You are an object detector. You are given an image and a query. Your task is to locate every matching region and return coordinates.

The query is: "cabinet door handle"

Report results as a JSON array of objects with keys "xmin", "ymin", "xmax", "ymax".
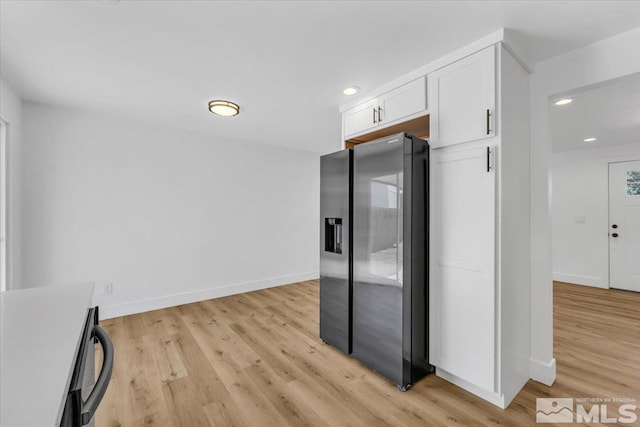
[
  {"xmin": 486, "ymin": 147, "xmax": 492, "ymax": 172},
  {"xmin": 373, "ymin": 108, "xmax": 377, "ymax": 124},
  {"xmin": 378, "ymin": 106, "xmax": 382, "ymax": 122},
  {"xmin": 486, "ymin": 109, "xmax": 492, "ymax": 135}
]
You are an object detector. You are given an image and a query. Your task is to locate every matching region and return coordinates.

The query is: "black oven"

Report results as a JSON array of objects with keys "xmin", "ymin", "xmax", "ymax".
[{"xmin": 60, "ymin": 307, "xmax": 114, "ymax": 427}]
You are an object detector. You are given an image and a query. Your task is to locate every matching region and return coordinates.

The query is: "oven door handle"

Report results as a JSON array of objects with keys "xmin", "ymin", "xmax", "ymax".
[{"xmin": 81, "ymin": 325, "xmax": 114, "ymax": 425}]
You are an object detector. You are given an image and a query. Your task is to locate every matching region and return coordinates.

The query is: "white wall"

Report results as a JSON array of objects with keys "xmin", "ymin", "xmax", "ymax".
[
  {"xmin": 552, "ymin": 143, "xmax": 640, "ymax": 288},
  {"xmin": 530, "ymin": 26, "xmax": 640, "ymax": 386},
  {"xmin": 22, "ymin": 102, "xmax": 320, "ymax": 318},
  {"xmin": 0, "ymin": 78, "xmax": 22, "ymax": 290}
]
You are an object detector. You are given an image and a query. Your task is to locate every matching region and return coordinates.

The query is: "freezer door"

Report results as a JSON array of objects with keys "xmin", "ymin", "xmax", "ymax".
[
  {"xmin": 320, "ymin": 149, "xmax": 352, "ymax": 354},
  {"xmin": 352, "ymin": 135, "xmax": 405, "ymax": 385}
]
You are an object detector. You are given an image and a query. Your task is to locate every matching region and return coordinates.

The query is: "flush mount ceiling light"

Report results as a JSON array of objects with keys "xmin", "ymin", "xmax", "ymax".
[
  {"xmin": 555, "ymin": 98, "xmax": 573, "ymax": 106},
  {"xmin": 584, "ymin": 137, "xmax": 597, "ymax": 142},
  {"xmin": 208, "ymin": 100, "xmax": 240, "ymax": 117},
  {"xmin": 343, "ymin": 86, "xmax": 360, "ymax": 96}
]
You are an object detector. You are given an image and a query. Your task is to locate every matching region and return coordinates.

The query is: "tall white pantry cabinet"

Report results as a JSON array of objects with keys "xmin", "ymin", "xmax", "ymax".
[{"xmin": 339, "ymin": 36, "xmax": 531, "ymax": 408}]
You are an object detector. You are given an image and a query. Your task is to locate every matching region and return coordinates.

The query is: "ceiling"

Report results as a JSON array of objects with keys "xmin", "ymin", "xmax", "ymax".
[
  {"xmin": 550, "ymin": 72, "xmax": 640, "ymax": 153},
  {"xmin": 2, "ymin": 1, "xmax": 640, "ymax": 154}
]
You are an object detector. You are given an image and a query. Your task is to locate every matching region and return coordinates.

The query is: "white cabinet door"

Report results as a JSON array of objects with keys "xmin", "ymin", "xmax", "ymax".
[
  {"xmin": 431, "ymin": 145, "xmax": 496, "ymax": 392},
  {"xmin": 379, "ymin": 77, "xmax": 427, "ymax": 125},
  {"xmin": 344, "ymin": 98, "xmax": 379, "ymax": 138},
  {"xmin": 430, "ymin": 46, "xmax": 495, "ymax": 148},
  {"xmin": 344, "ymin": 77, "xmax": 427, "ymax": 139}
]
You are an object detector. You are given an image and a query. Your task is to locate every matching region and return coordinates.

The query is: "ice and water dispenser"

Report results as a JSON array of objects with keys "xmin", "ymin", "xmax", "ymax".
[{"xmin": 324, "ymin": 218, "xmax": 343, "ymax": 254}]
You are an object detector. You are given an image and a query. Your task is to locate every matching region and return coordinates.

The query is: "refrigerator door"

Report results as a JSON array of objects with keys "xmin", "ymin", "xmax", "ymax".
[
  {"xmin": 403, "ymin": 136, "xmax": 432, "ymax": 385},
  {"xmin": 320, "ymin": 149, "xmax": 352, "ymax": 354},
  {"xmin": 352, "ymin": 134, "xmax": 405, "ymax": 385}
]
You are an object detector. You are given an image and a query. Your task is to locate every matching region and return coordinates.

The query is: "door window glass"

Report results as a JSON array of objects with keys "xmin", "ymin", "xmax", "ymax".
[{"xmin": 627, "ymin": 170, "xmax": 640, "ymax": 196}]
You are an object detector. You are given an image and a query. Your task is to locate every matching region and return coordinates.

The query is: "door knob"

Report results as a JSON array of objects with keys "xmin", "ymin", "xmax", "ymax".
[
  {"xmin": 612, "ymin": 224, "xmax": 618, "ymax": 229},
  {"xmin": 612, "ymin": 233, "xmax": 619, "ymax": 238}
]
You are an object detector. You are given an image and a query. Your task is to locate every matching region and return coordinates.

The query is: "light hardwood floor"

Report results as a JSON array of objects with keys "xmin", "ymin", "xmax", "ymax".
[{"xmin": 96, "ymin": 281, "xmax": 640, "ymax": 426}]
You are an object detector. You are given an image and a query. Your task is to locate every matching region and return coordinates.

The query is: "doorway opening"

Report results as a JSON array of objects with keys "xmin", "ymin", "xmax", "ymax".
[
  {"xmin": 547, "ymin": 72, "xmax": 640, "ymax": 417},
  {"xmin": 549, "ymin": 71, "xmax": 640, "ymax": 291}
]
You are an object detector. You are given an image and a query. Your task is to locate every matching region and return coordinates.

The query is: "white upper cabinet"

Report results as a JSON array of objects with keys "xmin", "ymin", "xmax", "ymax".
[
  {"xmin": 343, "ymin": 77, "xmax": 427, "ymax": 138},
  {"xmin": 378, "ymin": 77, "xmax": 426, "ymax": 124},
  {"xmin": 429, "ymin": 46, "xmax": 496, "ymax": 148},
  {"xmin": 343, "ymin": 98, "xmax": 379, "ymax": 137}
]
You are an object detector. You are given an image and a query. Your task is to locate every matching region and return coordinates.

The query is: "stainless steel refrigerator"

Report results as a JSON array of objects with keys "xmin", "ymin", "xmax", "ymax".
[{"xmin": 320, "ymin": 133, "xmax": 433, "ymax": 390}]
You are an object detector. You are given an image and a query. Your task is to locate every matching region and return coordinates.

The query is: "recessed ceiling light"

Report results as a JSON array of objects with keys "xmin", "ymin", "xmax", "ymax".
[
  {"xmin": 583, "ymin": 137, "xmax": 597, "ymax": 142},
  {"xmin": 208, "ymin": 100, "xmax": 240, "ymax": 117},
  {"xmin": 343, "ymin": 86, "xmax": 360, "ymax": 96},
  {"xmin": 555, "ymin": 98, "xmax": 573, "ymax": 106}
]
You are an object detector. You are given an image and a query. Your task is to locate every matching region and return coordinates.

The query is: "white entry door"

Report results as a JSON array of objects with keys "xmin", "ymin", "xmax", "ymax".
[{"xmin": 609, "ymin": 160, "xmax": 640, "ymax": 292}]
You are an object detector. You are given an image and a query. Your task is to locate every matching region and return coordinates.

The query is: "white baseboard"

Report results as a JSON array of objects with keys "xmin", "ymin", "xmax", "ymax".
[
  {"xmin": 436, "ymin": 368, "xmax": 506, "ymax": 409},
  {"xmin": 553, "ymin": 272, "xmax": 607, "ymax": 289},
  {"xmin": 529, "ymin": 357, "xmax": 556, "ymax": 386},
  {"xmin": 98, "ymin": 271, "xmax": 319, "ymax": 320}
]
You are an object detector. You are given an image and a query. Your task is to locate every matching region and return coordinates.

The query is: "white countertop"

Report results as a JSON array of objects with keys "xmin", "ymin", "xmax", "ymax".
[{"xmin": 0, "ymin": 283, "xmax": 94, "ymax": 427}]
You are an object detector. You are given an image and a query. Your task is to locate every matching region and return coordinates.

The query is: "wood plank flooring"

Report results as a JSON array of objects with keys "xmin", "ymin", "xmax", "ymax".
[{"xmin": 96, "ymin": 281, "xmax": 640, "ymax": 426}]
